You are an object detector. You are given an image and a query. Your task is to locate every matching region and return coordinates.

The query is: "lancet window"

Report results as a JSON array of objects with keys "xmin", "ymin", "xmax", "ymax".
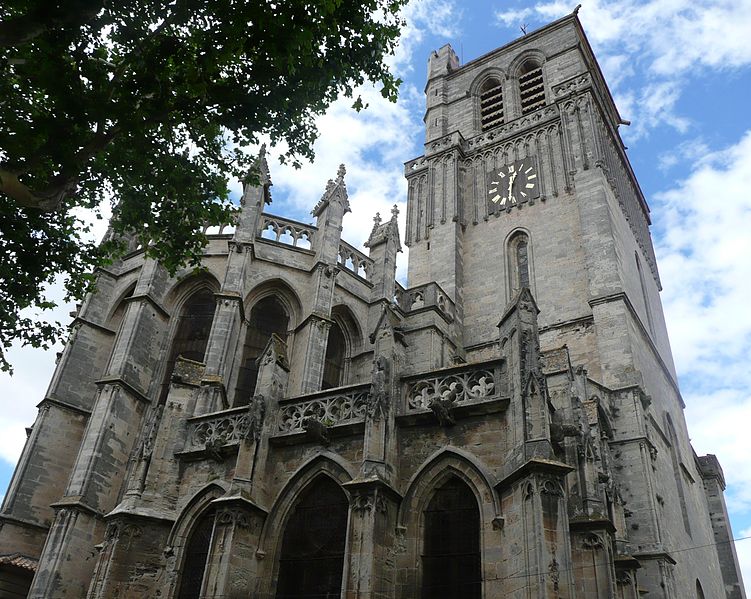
[
  {"xmin": 177, "ymin": 509, "xmax": 215, "ymax": 599},
  {"xmin": 275, "ymin": 476, "xmax": 348, "ymax": 599},
  {"xmin": 479, "ymin": 77, "xmax": 504, "ymax": 131},
  {"xmin": 508, "ymin": 231, "xmax": 531, "ymax": 294},
  {"xmin": 519, "ymin": 60, "xmax": 545, "ymax": 114},
  {"xmin": 421, "ymin": 477, "xmax": 481, "ymax": 599},
  {"xmin": 666, "ymin": 414, "xmax": 692, "ymax": 536},
  {"xmin": 160, "ymin": 287, "xmax": 216, "ymax": 402},
  {"xmin": 322, "ymin": 322, "xmax": 346, "ymax": 390},
  {"xmin": 235, "ymin": 296, "xmax": 289, "ymax": 405}
]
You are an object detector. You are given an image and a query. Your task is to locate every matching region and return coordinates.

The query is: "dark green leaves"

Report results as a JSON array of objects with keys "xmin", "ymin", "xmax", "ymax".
[{"xmin": 0, "ymin": 0, "xmax": 408, "ymax": 372}]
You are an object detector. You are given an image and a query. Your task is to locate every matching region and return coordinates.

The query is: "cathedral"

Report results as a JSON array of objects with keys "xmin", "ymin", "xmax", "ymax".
[{"xmin": 0, "ymin": 11, "xmax": 746, "ymax": 599}]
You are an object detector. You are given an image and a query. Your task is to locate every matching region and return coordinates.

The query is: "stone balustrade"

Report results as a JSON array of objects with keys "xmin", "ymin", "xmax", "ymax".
[
  {"xmin": 186, "ymin": 406, "xmax": 251, "ymax": 451},
  {"xmin": 337, "ymin": 241, "xmax": 372, "ymax": 280},
  {"xmin": 277, "ymin": 384, "xmax": 370, "ymax": 433},
  {"xmin": 403, "ymin": 361, "xmax": 504, "ymax": 412},
  {"xmin": 258, "ymin": 213, "xmax": 316, "ymax": 249},
  {"xmin": 396, "ymin": 281, "xmax": 455, "ymax": 321}
]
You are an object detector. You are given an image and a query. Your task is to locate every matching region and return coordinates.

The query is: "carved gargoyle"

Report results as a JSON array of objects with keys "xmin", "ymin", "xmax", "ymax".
[
  {"xmin": 302, "ymin": 417, "xmax": 330, "ymax": 445},
  {"xmin": 429, "ymin": 388, "xmax": 457, "ymax": 426},
  {"xmin": 550, "ymin": 410, "xmax": 582, "ymax": 445}
]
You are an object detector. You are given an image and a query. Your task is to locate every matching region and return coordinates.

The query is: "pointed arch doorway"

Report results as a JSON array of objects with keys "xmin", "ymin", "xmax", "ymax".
[{"xmin": 275, "ymin": 476, "xmax": 349, "ymax": 599}]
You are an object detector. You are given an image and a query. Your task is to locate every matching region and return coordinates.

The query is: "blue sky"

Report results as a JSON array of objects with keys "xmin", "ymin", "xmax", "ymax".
[{"xmin": 2, "ymin": 0, "xmax": 751, "ymax": 587}]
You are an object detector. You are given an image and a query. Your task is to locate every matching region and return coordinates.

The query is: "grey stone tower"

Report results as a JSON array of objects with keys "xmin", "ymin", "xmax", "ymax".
[{"xmin": 0, "ymin": 10, "xmax": 745, "ymax": 599}]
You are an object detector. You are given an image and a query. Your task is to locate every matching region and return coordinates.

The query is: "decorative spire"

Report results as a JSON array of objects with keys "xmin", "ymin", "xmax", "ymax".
[
  {"xmin": 241, "ymin": 144, "xmax": 272, "ymax": 206},
  {"xmin": 311, "ymin": 164, "xmax": 350, "ymax": 217},
  {"xmin": 365, "ymin": 205, "xmax": 401, "ymax": 250}
]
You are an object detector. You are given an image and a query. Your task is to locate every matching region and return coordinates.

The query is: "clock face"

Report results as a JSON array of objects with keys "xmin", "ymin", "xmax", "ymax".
[{"xmin": 486, "ymin": 158, "xmax": 540, "ymax": 213}]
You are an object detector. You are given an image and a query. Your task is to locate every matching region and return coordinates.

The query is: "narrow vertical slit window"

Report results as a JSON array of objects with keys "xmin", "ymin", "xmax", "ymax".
[
  {"xmin": 636, "ymin": 252, "xmax": 655, "ymax": 336},
  {"xmin": 519, "ymin": 61, "xmax": 545, "ymax": 114},
  {"xmin": 479, "ymin": 78, "xmax": 504, "ymax": 131},
  {"xmin": 667, "ymin": 415, "xmax": 692, "ymax": 536},
  {"xmin": 509, "ymin": 232, "xmax": 531, "ymax": 294},
  {"xmin": 517, "ymin": 238, "xmax": 530, "ymax": 289}
]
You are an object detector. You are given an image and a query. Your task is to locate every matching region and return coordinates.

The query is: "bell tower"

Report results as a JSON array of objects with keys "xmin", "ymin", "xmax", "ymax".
[{"xmin": 403, "ymin": 10, "xmax": 746, "ymax": 599}]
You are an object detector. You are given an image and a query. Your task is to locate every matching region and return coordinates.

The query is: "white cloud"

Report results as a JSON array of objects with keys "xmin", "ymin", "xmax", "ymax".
[
  {"xmin": 653, "ymin": 131, "xmax": 751, "ymax": 575},
  {"xmin": 737, "ymin": 527, "xmax": 751, "ymax": 596},
  {"xmin": 0, "ymin": 282, "xmax": 72, "ymax": 465},
  {"xmin": 0, "ymin": 0, "xmax": 459, "ymax": 473},
  {"xmin": 494, "ymin": 0, "xmax": 751, "ymax": 137}
]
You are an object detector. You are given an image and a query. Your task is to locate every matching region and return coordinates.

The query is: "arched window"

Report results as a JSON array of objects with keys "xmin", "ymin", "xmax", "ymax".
[
  {"xmin": 160, "ymin": 287, "xmax": 216, "ymax": 401},
  {"xmin": 177, "ymin": 508, "xmax": 216, "ymax": 599},
  {"xmin": 322, "ymin": 322, "xmax": 346, "ymax": 390},
  {"xmin": 479, "ymin": 77, "xmax": 504, "ymax": 131},
  {"xmin": 519, "ymin": 60, "xmax": 545, "ymax": 114},
  {"xmin": 696, "ymin": 580, "xmax": 706, "ymax": 599},
  {"xmin": 275, "ymin": 476, "xmax": 348, "ymax": 599},
  {"xmin": 235, "ymin": 296, "xmax": 289, "ymax": 405},
  {"xmin": 635, "ymin": 252, "xmax": 655, "ymax": 335},
  {"xmin": 422, "ymin": 477, "xmax": 481, "ymax": 599},
  {"xmin": 107, "ymin": 284, "xmax": 136, "ymax": 333},
  {"xmin": 508, "ymin": 231, "xmax": 531, "ymax": 294},
  {"xmin": 666, "ymin": 414, "xmax": 692, "ymax": 536}
]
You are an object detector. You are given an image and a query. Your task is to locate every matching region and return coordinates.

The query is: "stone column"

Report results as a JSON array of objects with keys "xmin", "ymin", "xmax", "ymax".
[
  {"xmin": 200, "ymin": 502, "xmax": 266, "ymax": 599},
  {"xmin": 194, "ymin": 148, "xmax": 272, "ymax": 414},
  {"xmin": 498, "ymin": 287, "xmax": 554, "ymax": 464},
  {"xmin": 232, "ymin": 334, "xmax": 289, "ymax": 505},
  {"xmin": 27, "ymin": 260, "xmax": 172, "ymax": 598},
  {"xmin": 496, "ymin": 463, "xmax": 575, "ymax": 599},
  {"xmin": 342, "ymin": 480, "xmax": 401, "ymax": 599},
  {"xmin": 293, "ymin": 165, "xmax": 350, "ymax": 395},
  {"xmin": 0, "ymin": 268, "xmax": 125, "ymax": 564}
]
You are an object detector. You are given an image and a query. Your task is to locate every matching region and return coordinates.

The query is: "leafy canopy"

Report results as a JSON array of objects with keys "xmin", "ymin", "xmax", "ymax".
[{"xmin": 0, "ymin": 0, "xmax": 407, "ymax": 372}]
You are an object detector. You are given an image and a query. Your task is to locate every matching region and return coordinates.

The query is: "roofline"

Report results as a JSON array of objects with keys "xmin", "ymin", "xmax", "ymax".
[{"xmin": 450, "ymin": 10, "xmax": 581, "ymax": 74}]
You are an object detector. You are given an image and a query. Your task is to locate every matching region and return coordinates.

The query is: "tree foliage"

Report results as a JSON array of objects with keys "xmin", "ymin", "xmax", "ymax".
[{"xmin": 0, "ymin": 0, "xmax": 407, "ymax": 372}]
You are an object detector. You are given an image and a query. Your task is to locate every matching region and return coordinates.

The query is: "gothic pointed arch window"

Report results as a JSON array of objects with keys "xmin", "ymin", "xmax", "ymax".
[
  {"xmin": 508, "ymin": 231, "xmax": 531, "ymax": 294},
  {"xmin": 666, "ymin": 414, "xmax": 692, "ymax": 536},
  {"xmin": 696, "ymin": 580, "xmax": 706, "ymax": 599},
  {"xmin": 479, "ymin": 77, "xmax": 504, "ymax": 131},
  {"xmin": 518, "ymin": 59, "xmax": 545, "ymax": 114},
  {"xmin": 275, "ymin": 476, "xmax": 349, "ymax": 599},
  {"xmin": 322, "ymin": 321, "xmax": 346, "ymax": 390},
  {"xmin": 235, "ymin": 295, "xmax": 289, "ymax": 405},
  {"xmin": 177, "ymin": 508, "xmax": 216, "ymax": 599},
  {"xmin": 160, "ymin": 287, "xmax": 216, "ymax": 401},
  {"xmin": 422, "ymin": 476, "xmax": 481, "ymax": 599}
]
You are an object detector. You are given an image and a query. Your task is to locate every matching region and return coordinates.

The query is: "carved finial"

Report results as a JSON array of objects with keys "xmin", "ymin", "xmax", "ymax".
[
  {"xmin": 336, "ymin": 164, "xmax": 346, "ymax": 182},
  {"xmin": 391, "ymin": 204, "xmax": 399, "ymax": 220},
  {"xmin": 373, "ymin": 212, "xmax": 382, "ymax": 226},
  {"xmin": 259, "ymin": 143, "xmax": 267, "ymax": 157},
  {"xmin": 573, "ymin": 3, "xmax": 582, "ymax": 14}
]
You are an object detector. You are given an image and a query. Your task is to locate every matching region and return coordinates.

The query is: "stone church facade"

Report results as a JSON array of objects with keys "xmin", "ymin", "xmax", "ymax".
[{"xmin": 0, "ymin": 11, "xmax": 746, "ymax": 599}]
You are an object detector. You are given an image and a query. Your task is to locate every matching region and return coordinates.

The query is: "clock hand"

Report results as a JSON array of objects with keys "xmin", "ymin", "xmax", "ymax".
[{"xmin": 507, "ymin": 172, "xmax": 517, "ymax": 200}]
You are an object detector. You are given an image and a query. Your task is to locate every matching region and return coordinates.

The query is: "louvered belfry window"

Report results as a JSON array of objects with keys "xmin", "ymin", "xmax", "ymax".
[
  {"xmin": 519, "ymin": 61, "xmax": 545, "ymax": 114},
  {"xmin": 479, "ymin": 78, "xmax": 504, "ymax": 131}
]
